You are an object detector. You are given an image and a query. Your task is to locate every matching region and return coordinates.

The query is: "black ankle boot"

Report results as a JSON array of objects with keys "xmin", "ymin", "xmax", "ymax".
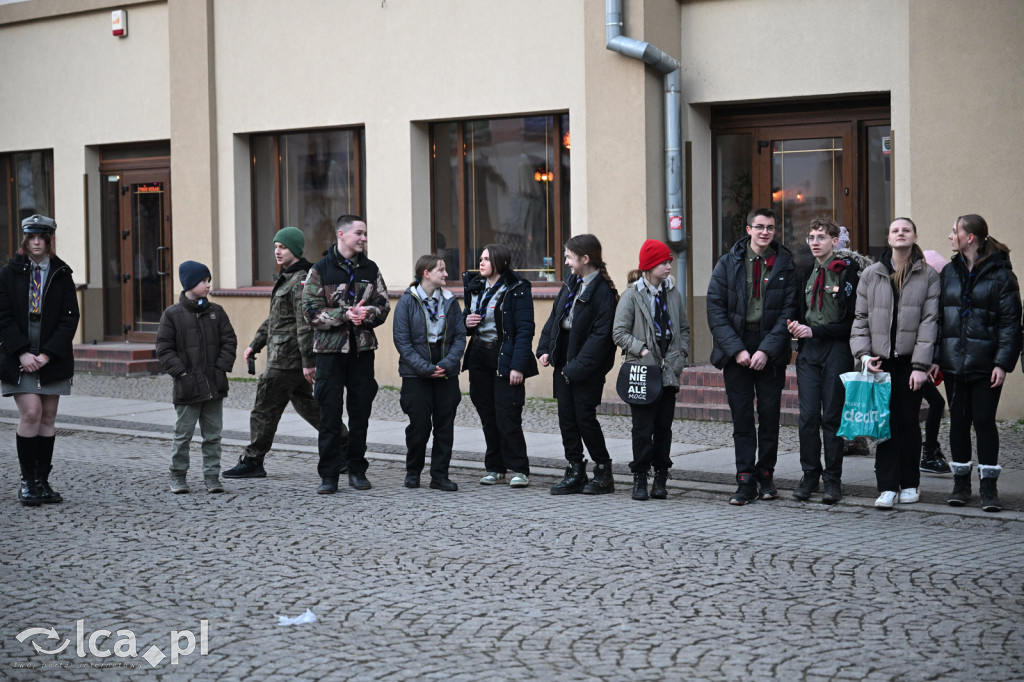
[
  {"xmin": 16, "ymin": 434, "xmax": 42, "ymax": 506},
  {"xmin": 650, "ymin": 469, "xmax": 668, "ymax": 499},
  {"xmin": 550, "ymin": 461, "xmax": 588, "ymax": 495},
  {"xmin": 582, "ymin": 462, "xmax": 614, "ymax": 495},
  {"xmin": 34, "ymin": 435, "xmax": 62, "ymax": 503},
  {"xmin": 631, "ymin": 472, "xmax": 649, "ymax": 501}
]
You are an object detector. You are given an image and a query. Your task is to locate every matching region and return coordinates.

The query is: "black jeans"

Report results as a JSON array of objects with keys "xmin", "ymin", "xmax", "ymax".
[
  {"xmin": 629, "ymin": 387, "xmax": 677, "ymax": 473},
  {"xmin": 552, "ymin": 369, "xmax": 610, "ymax": 464},
  {"xmin": 875, "ymin": 358, "xmax": 922, "ymax": 492},
  {"xmin": 723, "ymin": 331, "xmax": 786, "ymax": 476},
  {"xmin": 945, "ymin": 376, "xmax": 1002, "ymax": 466},
  {"xmin": 796, "ymin": 337, "xmax": 852, "ymax": 484},
  {"xmin": 467, "ymin": 342, "xmax": 530, "ymax": 475},
  {"xmin": 314, "ymin": 351, "xmax": 377, "ymax": 478},
  {"xmin": 400, "ymin": 376, "xmax": 461, "ymax": 480},
  {"xmin": 921, "ymin": 380, "xmax": 945, "ymax": 446}
]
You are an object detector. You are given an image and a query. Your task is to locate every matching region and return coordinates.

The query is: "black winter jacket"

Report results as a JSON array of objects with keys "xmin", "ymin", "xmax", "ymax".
[
  {"xmin": 793, "ymin": 248, "xmax": 868, "ymax": 348},
  {"xmin": 706, "ymin": 236, "xmax": 798, "ymax": 369},
  {"xmin": 0, "ymin": 253, "xmax": 80, "ymax": 385},
  {"xmin": 937, "ymin": 251, "xmax": 1022, "ymax": 380},
  {"xmin": 393, "ymin": 287, "xmax": 466, "ymax": 379},
  {"xmin": 156, "ymin": 293, "xmax": 238, "ymax": 405},
  {"xmin": 536, "ymin": 272, "xmax": 617, "ymax": 383},
  {"xmin": 462, "ymin": 269, "xmax": 539, "ymax": 379}
]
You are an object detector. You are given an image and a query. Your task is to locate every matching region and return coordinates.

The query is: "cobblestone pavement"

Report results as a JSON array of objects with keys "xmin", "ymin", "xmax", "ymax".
[{"xmin": 2, "ymin": 413, "xmax": 1023, "ymax": 680}]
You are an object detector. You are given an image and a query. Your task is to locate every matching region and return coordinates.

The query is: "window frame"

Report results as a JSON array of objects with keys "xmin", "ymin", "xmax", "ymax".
[
  {"xmin": 249, "ymin": 127, "xmax": 365, "ymax": 285},
  {"xmin": 429, "ymin": 112, "xmax": 570, "ymax": 284},
  {"xmin": 1, "ymin": 149, "xmax": 55, "ymax": 262}
]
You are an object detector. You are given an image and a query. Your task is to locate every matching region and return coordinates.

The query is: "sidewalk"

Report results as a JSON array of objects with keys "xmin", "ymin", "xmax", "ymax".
[{"xmin": 6, "ymin": 392, "xmax": 1021, "ymax": 517}]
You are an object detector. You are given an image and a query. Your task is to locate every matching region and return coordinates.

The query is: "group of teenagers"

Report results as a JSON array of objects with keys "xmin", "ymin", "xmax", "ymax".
[
  {"xmin": 4, "ymin": 210, "xmax": 1018, "ymax": 514},
  {"xmin": 708, "ymin": 208, "xmax": 1020, "ymax": 512}
]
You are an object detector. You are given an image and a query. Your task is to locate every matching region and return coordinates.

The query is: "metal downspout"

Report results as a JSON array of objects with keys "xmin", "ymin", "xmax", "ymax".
[{"xmin": 605, "ymin": 0, "xmax": 686, "ymax": 300}]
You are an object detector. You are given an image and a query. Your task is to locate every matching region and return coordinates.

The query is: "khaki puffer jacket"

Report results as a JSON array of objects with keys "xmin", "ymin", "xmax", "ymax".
[{"xmin": 850, "ymin": 252, "xmax": 939, "ymax": 371}]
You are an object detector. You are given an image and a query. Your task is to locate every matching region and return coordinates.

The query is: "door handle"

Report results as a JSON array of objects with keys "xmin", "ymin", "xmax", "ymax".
[
  {"xmin": 156, "ymin": 246, "xmax": 170, "ymax": 276},
  {"xmin": 122, "ymin": 273, "xmax": 131, "ymax": 283}
]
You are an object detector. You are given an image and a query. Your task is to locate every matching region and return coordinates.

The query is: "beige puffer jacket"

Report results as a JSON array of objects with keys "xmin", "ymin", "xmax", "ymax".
[{"xmin": 850, "ymin": 254, "xmax": 939, "ymax": 371}]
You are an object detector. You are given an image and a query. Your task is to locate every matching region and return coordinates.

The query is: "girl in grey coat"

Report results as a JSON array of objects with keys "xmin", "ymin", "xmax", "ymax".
[
  {"xmin": 850, "ymin": 218, "xmax": 940, "ymax": 509},
  {"xmin": 612, "ymin": 240, "xmax": 690, "ymax": 501}
]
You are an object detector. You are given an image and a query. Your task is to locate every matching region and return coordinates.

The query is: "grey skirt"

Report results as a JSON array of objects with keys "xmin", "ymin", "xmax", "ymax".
[{"xmin": 2, "ymin": 372, "xmax": 72, "ymax": 397}]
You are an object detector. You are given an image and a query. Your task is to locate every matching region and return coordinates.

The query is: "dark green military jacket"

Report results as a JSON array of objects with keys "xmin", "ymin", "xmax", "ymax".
[{"xmin": 250, "ymin": 258, "xmax": 315, "ymax": 370}]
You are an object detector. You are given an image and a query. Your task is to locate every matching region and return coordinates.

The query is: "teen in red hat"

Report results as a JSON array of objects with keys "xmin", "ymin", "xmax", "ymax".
[{"xmin": 612, "ymin": 240, "xmax": 690, "ymax": 500}]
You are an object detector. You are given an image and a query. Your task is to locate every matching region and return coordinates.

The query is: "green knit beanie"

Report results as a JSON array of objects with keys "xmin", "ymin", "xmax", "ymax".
[{"xmin": 273, "ymin": 226, "xmax": 305, "ymax": 258}]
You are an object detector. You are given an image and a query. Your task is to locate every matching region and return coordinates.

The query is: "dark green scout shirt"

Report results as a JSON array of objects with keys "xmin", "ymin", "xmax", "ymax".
[
  {"xmin": 804, "ymin": 261, "xmax": 843, "ymax": 327},
  {"xmin": 744, "ymin": 243, "xmax": 776, "ymax": 325}
]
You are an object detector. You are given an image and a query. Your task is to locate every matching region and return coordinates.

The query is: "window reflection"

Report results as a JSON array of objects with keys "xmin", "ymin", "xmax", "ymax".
[
  {"xmin": 431, "ymin": 114, "xmax": 569, "ymax": 282},
  {"xmin": 251, "ymin": 129, "xmax": 364, "ymax": 283}
]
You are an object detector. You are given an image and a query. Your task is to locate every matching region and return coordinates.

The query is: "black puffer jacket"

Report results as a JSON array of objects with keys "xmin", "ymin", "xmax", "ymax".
[
  {"xmin": 937, "ymin": 250, "xmax": 1022, "ymax": 380},
  {"xmin": 0, "ymin": 253, "xmax": 80, "ymax": 385},
  {"xmin": 706, "ymin": 236, "xmax": 798, "ymax": 368},
  {"xmin": 393, "ymin": 287, "xmax": 466, "ymax": 379},
  {"xmin": 462, "ymin": 269, "xmax": 538, "ymax": 379},
  {"xmin": 156, "ymin": 293, "xmax": 238, "ymax": 405},
  {"xmin": 536, "ymin": 272, "xmax": 617, "ymax": 383}
]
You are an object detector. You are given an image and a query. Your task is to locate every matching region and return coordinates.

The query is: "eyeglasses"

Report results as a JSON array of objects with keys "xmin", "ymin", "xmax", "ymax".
[
  {"xmin": 806, "ymin": 235, "xmax": 832, "ymax": 244},
  {"xmin": 750, "ymin": 224, "xmax": 776, "ymax": 233}
]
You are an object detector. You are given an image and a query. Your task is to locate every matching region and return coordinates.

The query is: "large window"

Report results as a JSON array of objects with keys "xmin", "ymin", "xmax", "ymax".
[
  {"xmin": 251, "ymin": 128, "xmax": 365, "ymax": 284},
  {"xmin": 431, "ymin": 114, "xmax": 569, "ymax": 282},
  {"xmin": 0, "ymin": 150, "xmax": 54, "ymax": 264}
]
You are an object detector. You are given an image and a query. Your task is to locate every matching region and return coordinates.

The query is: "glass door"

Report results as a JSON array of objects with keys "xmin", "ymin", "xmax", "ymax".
[{"xmin": 104, "ymin": 168, "xmax": 173, "ymax": 340}]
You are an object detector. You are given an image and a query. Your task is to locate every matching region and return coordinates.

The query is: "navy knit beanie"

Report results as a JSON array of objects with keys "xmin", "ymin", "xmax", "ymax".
[
  {"xmin": 179, "ymin": 260, "xmax": 212, "ymax": 292},
  {"xmin": 273, "ymin": 226, "xmax": 305, "ymax": 258}
]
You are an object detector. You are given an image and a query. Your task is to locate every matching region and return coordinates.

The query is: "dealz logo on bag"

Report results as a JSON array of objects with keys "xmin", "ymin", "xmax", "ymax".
[{"xmin": 16, "ymin": 620, "xmax": 209, "ymax": 668}]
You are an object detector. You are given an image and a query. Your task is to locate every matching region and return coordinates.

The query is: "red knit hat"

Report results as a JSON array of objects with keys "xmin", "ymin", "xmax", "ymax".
[{"xmin": 638, "ymin": 239, "xmax": 673, "ymax": 271}]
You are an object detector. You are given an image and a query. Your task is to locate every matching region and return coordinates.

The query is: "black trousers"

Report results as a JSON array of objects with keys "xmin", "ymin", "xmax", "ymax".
[
  {"xmin": 467, "ymin": 342, "xmax": 530, "ymax": 475},
  {"xmin": 875, "ymin": 358, "xmax": 922, "ymax": 492},
  {"xmin": 796, "ymin": 337, "xmax": 852, "ymax": 484},
  {"xmin": 552, "ymin": 369, "xmax": 610, "ymax": 464},
  {"xmin": 920, "ymin": 380, "xmax": 945, "ymax": 447},
  {"xmin": 945, "ymin": 376, "xmax": 1002, "ymax": 466},
  {"xmin": 314, "ymin": 351, "xmax": 377, "ymax": 478},
  {"xmin": 400, "ymin": 376, "xmax": 461, "ymax": 480},
  {"xmin": 629, "ymin": 387, "xmax": 677, "ymax": 473},
  {"xmin": 722, "ymin": 330, "xmax": 786, "ymax": 476}
]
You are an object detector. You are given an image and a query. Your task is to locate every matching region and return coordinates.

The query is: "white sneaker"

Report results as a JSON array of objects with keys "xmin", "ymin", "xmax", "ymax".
[
  {"xmin": 479, "ymin": 472, "xmax": 506, "ymax": 485},
  {"xmin": 874, "ymin": 491, "xmax": 898, "ymax": 509},
  {"xmin": 509, "ymin": 472, "xmax": 529, "ymax": 488},
  {"xmin": 898, "ymin": 487, "xmax": 920, "ymax": 504}
]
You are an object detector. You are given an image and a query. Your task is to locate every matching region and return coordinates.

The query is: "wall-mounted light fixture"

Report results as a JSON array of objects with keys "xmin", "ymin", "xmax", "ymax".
[{"xmin": 534, "ymin": 169, "xmax": 554, "ymax": 183}]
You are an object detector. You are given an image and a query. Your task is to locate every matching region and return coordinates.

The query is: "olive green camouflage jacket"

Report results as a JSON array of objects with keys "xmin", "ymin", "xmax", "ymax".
[{"xmin": 249, "ymin": 258, "xmax": 315, "ymax": 370}]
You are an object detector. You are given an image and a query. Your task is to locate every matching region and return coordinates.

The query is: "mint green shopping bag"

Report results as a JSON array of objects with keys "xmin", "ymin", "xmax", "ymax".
[{"xmin": 837, "ymin": 368, "xmax": 891, "ymax": 442}]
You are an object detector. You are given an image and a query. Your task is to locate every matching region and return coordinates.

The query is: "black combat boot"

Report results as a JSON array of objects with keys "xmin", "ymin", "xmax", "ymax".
[
  {"xmin": 550, "ymin": 461, "xmax": 588, "ymax": 495},
  {"xmin": 34, "ymin": 435, "xmax": 62, "ymax": 503},
  {"xmin": 631, "ymin": 471, "xmax": 649, "ymax": 501},
  {"xmin": 650, "ymin": 469, "xmax": 668, "ymax": 500},
  {"xmin": 582, "ymin": 462, "xmax": 614, "ymax": 495},
  {"xmin": 223, "ymin": 456, "xmax": 267, "ymax": 479},
  {"xmin": 16, "ymin": 434, "xmax": 42, "ymax": 506}
]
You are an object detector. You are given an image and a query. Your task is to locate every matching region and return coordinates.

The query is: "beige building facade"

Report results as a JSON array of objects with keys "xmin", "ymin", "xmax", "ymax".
[{"xmin": 2, "ymin": 0, "xmax": 1022, "ymax": 415}]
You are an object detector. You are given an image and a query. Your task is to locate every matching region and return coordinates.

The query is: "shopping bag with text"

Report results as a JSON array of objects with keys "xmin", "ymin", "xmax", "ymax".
[{"xmin": 837, "ymin": 369, "xmax": 891, "ymax": 442}]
